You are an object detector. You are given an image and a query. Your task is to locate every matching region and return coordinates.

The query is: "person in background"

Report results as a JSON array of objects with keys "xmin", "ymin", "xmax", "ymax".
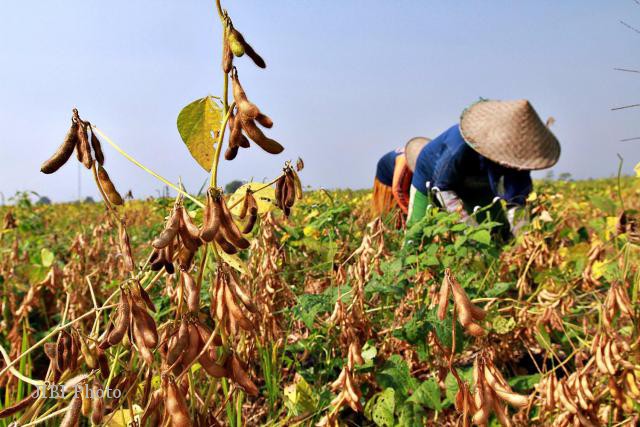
[
  {"xmin": 372, "ymin": 137, "xmax": 430, "ymax": 217},
  {"xmin": 405, "ymin": 99, "xmax": 560, "ymax": 238}
]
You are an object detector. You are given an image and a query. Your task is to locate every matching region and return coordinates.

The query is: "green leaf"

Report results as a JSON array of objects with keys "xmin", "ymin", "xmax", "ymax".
[
  {"xmin": 283, "ymin": 375, "xmax": 317, "ymax": 416},
  {"xmin": 492, "ymin": 315, "xmax": 517, "ymax": 334},
  {"xmin": 407, "ymin": 379, "xmax": 442, "ymax": 410},
  {"xmin": 469, "ymin": 229, "xmax": 491, "ymax": 245},
  {"xmin": 375, "ymin": 355, "xmax": 416, "ymax": 401},
  {"xmin": 40, "ymin": 248, "xmax": 54, "ymax": 268},
  {"xmin": 508, "ymin": 374, "xmax": 541, "ymax": 393},
  {"xmin": 364, "ymin": 388, "xmax": 395, "ymax": 427},
  {"xmin": 397, "ymin": 402, "xmax": 427, "ymax": 427},
  {"xmin": 177, "ymin": 96, "xmax": 223, "ymax": 172}
]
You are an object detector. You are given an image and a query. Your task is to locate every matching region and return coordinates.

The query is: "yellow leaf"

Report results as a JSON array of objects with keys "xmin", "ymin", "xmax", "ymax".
[
  {"xmin": 635, "ymin": 162, "xmax": 640, "ymax": 177},
  {"xmin": 592, "ymin": 260, "xmax": 607, "ymax": 279},
  {"xmin": 605, "ymin": 216, "xmax": 618, "ymax": 241},
  {"xmin": 216, "ymin": 245, "xmax": 248, "ymax": 275},
  {"xmin": 228, "ymin": 182, "xmax": 277, "ymax": 216},
  {"xmin": 526, "ymin": 192, "xmax": 538, "ymax": 202},
  {"xmin": 177, "ymin": 96, "xmax": 223, "ymax": 172},
  {"xmin": 105, "ymin": 405, "xmax": 143, "ymax": 427}
]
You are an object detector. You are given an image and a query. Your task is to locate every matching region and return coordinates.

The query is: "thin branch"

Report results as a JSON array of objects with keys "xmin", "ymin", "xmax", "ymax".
[
  {"xmin": 620, "ymin": 20, "xmax": 640, "ymax": 34},
  {"xmin": 614, "ymin": 67, "xmax": 640, "ymax": 74},
  {"xmin": 611, "ymin": 103, "xmax": 640, "ymax": 111},
  {"xmin": 620, "ymin": 137, "xmax": 640, "ymax": 142}
]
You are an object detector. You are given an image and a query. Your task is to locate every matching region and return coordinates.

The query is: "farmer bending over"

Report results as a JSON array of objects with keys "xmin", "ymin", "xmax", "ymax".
[
  {"xmin": 372, "ymin": 137, "xmax": 430, "ymax": 217},
  {"xmin": 405, "ymin": 99, "xmax": 560, "ymax": 238}
]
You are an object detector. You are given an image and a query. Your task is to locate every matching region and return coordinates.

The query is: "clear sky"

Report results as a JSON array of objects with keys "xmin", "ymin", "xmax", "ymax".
[{"xmin": 0, "ymin": 1, "xmax": 639, "ymax": 202}]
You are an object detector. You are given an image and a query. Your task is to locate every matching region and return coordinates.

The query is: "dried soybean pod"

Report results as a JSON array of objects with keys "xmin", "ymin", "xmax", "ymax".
[
  {"xmin": 177, "ymin": 247, "xmax": 196, "ymax": 270},
  {"xmin": 219, "ymin": 197, "xmax": 250, "ymax": 249},
  {"xmin": 132, "ymin": 313, "xmax": 154, "ymax": 365},
  {"xmin": 222, "ymin": 28, "xmax": 233, "ymax": 74},
  {"xmin": 41, "ymin": 118, "xmax": 79, "ymax": 174},
  {"xmin": 97, "ymin": 166, "xmax": 124, "ymax": 205},
  {"xmin": 152, "ymin": 208, "xmax": 180, "ymax": 249},
  {"xmin": 163, "ymin": 239, "xmax": 175, "ymax": 274},
  {"xmin": 225, "ymin": 145, "xmax": 239, "ymax": 161},
  {"xmin": 87, "ymin": 124, "xmax": 105, "ymax": 166},
  {"xmin": 296, "ymin": 157, "xmax": 304, "ymax": 171},
  {"xmin": 165, "ymin": 376, "xmax": 193, "ymax": 427},
  {"xmin": 179, "ymin": 206, "xmax": 200, "ymax": 240},
  {"xmin": 60, "ymin": 391, "xmax": 82, "ymax": 427},
  {"xmin": 231, "ymin": 70, "xmax": 260, "ymax": 119},
  {"xmin": 241, "ymin": 204, "xmax": 258, "ymax": 234},
  {"xmin": 215, "ymin": 233, "xmax": 238, "ymax": 254},
  {"xmin": 275, "ymin": 176, "xmax": 285, "ymax": 208},
  {"xmin": 224, "ymin": 282, "xmax": 253, "ymax": 331},
  {"xmin": 227, "ymin": 353, "xmax": 259, "ymax": 396},
  {"xmin": 56, "ymin": 331, "xmax": 67, "ymax": 372},
  {"xmin": 183, "ymin": 271, "xmax": 200, "ymax": 313},
  {"xmin": 255, "ymin": 113, "xmax": 273, "ymax": 129},
  {"xmin": 239, "ymin": 191, "xmax": 252, "ymax": 219},
  {"xmin": 132, "ymin": 303, "xmax": 158, "ymax": 348},
  {"xmin": 107, "ymin": 291, "xmax": 130, "ymax": 346},
  {"xmin": 90, "ymin": 380, "xmax": 104, "ymax": 425},
  {"xmin": 437, "ymin": 275, "xmax": 450, "ymax": 321},
  {"xmin": 199, "ymin": 351, "xmax": 228, "ymax": 378},
  {"xmin": 81, "ymin": 387, "xmax": 91, "ymax": 417},
  {"xmin": 182, "ymin": 323, "xmax": 201, "ymax": 368},
  {"xmin": 167, "ymin": 322, "xmax": 189, "ymax": 365},
  {"xmin": 138, "ymin": 281, "xmax": 156, "ymax": 312},
  {"xmin": 0, "ymin": 393, "xmax": 36, "ymax": 419},
  {"xmin": 140, "ymin": 389, "xmax": 163, "ymax": 427},
  {"xmin": 200, "ymin": 189, "xmax": 221, "ymax": 242},
  {"xmin": 231, "ymin": 28, "xmax": 265, "ymax": 68},
  {"xmin": 284, "ymin": 173, "xmax": 296, "ymax": 208},
  {"xmin": 96, "ymin": 347, "xmax": 110, "ymax": 378},
  {"xmin": 240, "ymin": 117, "xmax": 284, "ymax": 154},
  {"xmin": 78, "ymin": 334, "xmax": 97, "ymax": 369},
  {"xmin": 75, "ymin": 119, "xmax": 94, "ymax": 169},
  {"xmin": 119, "ymin": 225, "xmax": 135, "ymax": 271}
]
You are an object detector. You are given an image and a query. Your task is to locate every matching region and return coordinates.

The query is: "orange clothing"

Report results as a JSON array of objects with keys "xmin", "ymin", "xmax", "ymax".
[
  {"xmin": 371, "ymin": 178, "xmax": 396, "ymax": 216},
  {"xmin": 392, "ymin": 154, "xmax": 412, "ymax": 214}
]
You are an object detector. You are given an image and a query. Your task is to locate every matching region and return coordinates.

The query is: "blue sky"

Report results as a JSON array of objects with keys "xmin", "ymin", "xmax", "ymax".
[{"xmin": 0, "ymin": 1, "xmax": 639, "ymax": 202}]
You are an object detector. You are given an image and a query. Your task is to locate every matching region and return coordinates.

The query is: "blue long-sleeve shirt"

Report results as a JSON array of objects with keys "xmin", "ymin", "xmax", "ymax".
[
  {"xmin": 411, "ymin": 125, "xmax": 532, "ymax": 206},
  {"xmin": 375, "ymin": 149, "xmax": 402, "ymax": 186}
]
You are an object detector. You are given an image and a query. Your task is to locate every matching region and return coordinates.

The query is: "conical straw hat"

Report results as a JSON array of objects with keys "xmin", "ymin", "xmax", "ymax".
[
  {"xmin": 404, "ymin": 136, "xmax": 430, "ymax": 172},
  {"xmin": 459, "ymin": 99, "xmax": 560, "ymax": 170}
]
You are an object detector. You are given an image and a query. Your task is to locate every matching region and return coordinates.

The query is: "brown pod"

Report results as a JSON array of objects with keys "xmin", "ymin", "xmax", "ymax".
[
  {"xmin": 200, "ymin": 189, "xmax": 221, "ymax": 242},
  {"xmin": 179, "ymin": 206, "xmax": 201, "ymax": 241},
  {"xmin": 284, "ymin": 173, "xmax": 296, "ymax": 208},
  {"xmin": 0, "ymin": 393, "xmax": 36, "ymax": 419},
  {"xmin": 219, "ymin": 196, "xmax": 250, "ymax": 249},
  {"xmin": 291, "ymin": 169, "xmax": 303, "ymax": 200},
  {"xmin": 97, "ymin": 166, "xmax": 124, "ymax": 205},
  {"xmin": 90, "ymin": 380, "xmax": 104, "ymax": 425},
  {"xmin": 40, "ymin": 118, "xmax": 79, "ymax": 174},
  {"xmin": 296, "ymin": 157, "xmax": 304, "ymax": 171},
  {"xmin": 89, "ymin": 127, "xmax": 105, "ymax": 166},
  {"xmin": 153, "ymin": 208, "xmax": 181, "ymax": 249},
  {"xmin": 96, "ymin": 347, "xmax": 110, "ymax": 378},
  {"xmin": 119, "ymin": 225, "xmax": 135, "ymax": 271},
  {"xmin": 194, "ymin": 322, "xmax": 223, "ymax": 350},
  {"xmin": 255, "ymin": 113, "xmax": 273, "ymax": 129},
  {"xmin": 225, "ymin": 145, "xmax": 239, "ymax": 161},
  {"xmin": 241, "ymin": 209, "xmax": 258, "ymax": 234},
  {"xmin": 167, "ymin": 322, "xmax": 190, "ymax": 366},
  {"xmin": 222, "ymin": 30, "xmax": 233, "ymax": 74},
  {"xmin": 165, "ymin": 376, "xmax": 193, "ymax": 427},
  {"xmin": 132, "ymin": 313, "xmax": 154, "ymax": 365},
  {"xmin": 132, "ymin": 303, "xmax": 158, "ymax": 348},
  {"xmin": 183, "ymin": 271, "xmax": 200, "ymax": 313},
  {"xmin": 56, "ymin": 331, "xmax": 68, "ymax": 372},
  {"xmin": 215, "ymin": 233, "xmax": 238, "ymax": 254},
  {"xmin": 177, "ymin": 247, "xmax": 196, "ymax": 270},
  {"xmin": 138, "ymin": 282, "xmax": 157, "ymax": 312},
  {"xmin": 107, "ymin": 292, "xmax": 131, "ymax": 346},
  {"xmin": 78, "ymin": 334, "xmax": 97, "ymax": 369},
  {"xmin": 275, "ymin": 176, "xmax": 285, "ymax": 208},
  {"xmin": 240, "ymin": 117, "xmax": 284, "ymax": 154},
  {"xmin": 231, "ymin": 70, "xmax": 260, "ymax": 119},
  {"xmin": 231, "ymin": 28, "xmax": 266, "ymax": 68},
  {"xmin": 44, "ymin": 342, "xmax": 57, "ymax": 360},
  {"xmin": 437, "ymin": 276, "xmax": 450, "ymax": 321},
  {"xmin": 140, "ymin": 389, "xmax": 163, "ymax": 427},
  {"xmin": 227, "ymin": 353, "xmax": 259, "ymax": 396},
  {"xmin": 60, "ymin": 391, "xmax": 82, "ymax": 427},
  {"xmin": 163, "ymin": 240, "xmax": 175, "ymax": 274},
  {"xmin": 76, "ymin": 120, "xmax": 94, "ymax": 169},
  {"xmin": 199, "ymin": 351, "xmax": 228, "ymax": 378},
  {"xmin": 179, "ymin": 323, "xmax": 201, "ymax": 369},
  {"xmin": 224, "ymin": 282, "xmax": 254, "ymax": 332},
  {"xmin": 239, "ymin": 191, "xmax": 253, "ymax": 219},
  {"xmin": 68, "ymin": 331, "xmax": 79, "ymax": 371}
]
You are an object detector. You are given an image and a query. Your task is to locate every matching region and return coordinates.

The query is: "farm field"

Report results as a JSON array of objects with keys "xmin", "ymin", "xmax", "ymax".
[{"xmin": 0, "ymin": 177, "xmax": 639, "ymax": 426}]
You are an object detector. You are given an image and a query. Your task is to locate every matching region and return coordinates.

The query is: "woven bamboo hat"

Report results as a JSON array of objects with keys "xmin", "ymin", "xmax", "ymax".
[
  {"xmin": 459, "ymin": 99, "xmax": 560, "ymax": 170},
  {"xmin": 404, "ymin": 137, "xmax": 430, "ymax": 172}
]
